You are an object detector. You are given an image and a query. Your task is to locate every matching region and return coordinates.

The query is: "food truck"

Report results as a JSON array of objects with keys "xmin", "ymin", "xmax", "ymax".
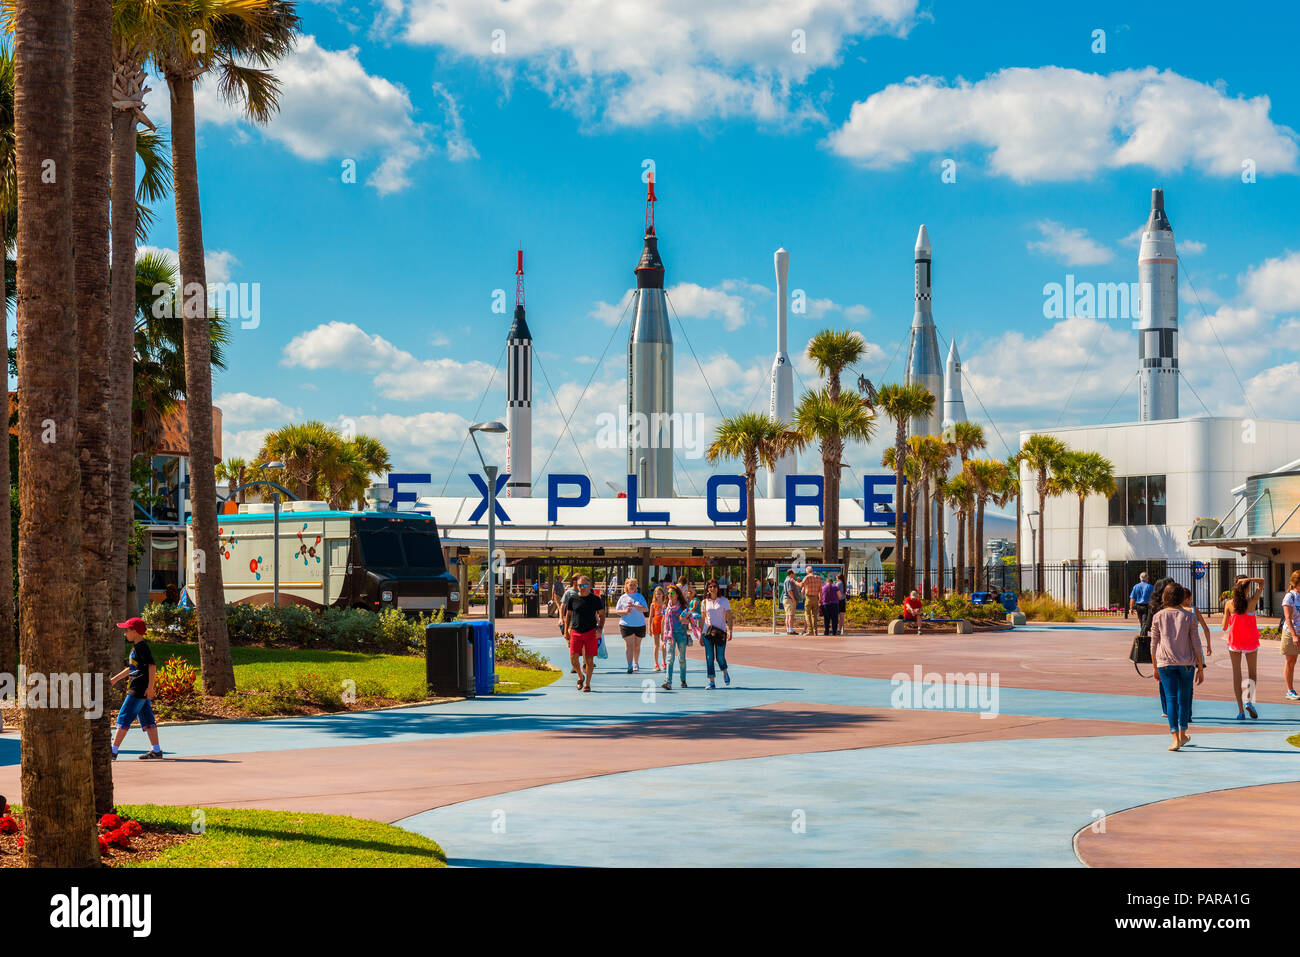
[{"xmin": 188, "ymin": 501, "xmax": 459, "ymax": 614}]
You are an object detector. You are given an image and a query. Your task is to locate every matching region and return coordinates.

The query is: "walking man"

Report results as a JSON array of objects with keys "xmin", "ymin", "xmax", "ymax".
[
  {"xmin": 1130, "ymin": 572, "xmax": 1154, "ymax": 636},
  {"xmin": 564, "ymin": 576, "xmax": 606, "ymax": 692}
]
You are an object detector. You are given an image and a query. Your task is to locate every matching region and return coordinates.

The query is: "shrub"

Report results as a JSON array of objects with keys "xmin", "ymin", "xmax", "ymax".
[
  {"xmin": 141, "ymin": 602, "xmax": 197, "ymax": 640},
  {"xmin": 845, "ymin": 597, "xmax": 901, "ymax": 624},
  {"xmin": 154, "ymin": 655, "xmax": 200, "ymax": 702},
  {"xmin": 1018, "ymin": 592, "xmax": 1077, "ymax": 622},
  {"xmin": 495, "ymin": 632, "xmax": 551, "ymax": 669}
]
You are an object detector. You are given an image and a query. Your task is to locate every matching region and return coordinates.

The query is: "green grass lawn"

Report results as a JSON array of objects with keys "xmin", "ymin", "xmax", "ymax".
[
  {"xmin": 151, "ymin": 641, "xmax": 429, "ymax": 701},
  {"xmin": 115, "ymin": 804, "xmax": 446, "ymax": 868},
  {"xmin": 495, "ymin": 665, "xmax": 561, "ymax": 694}
]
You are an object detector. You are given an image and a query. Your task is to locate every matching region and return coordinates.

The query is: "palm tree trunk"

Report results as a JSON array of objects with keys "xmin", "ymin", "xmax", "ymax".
[
  {"xmin": 934, "ymin": 492, "xmax": 945, "ymax": 597},
  {"xmin": 1076, "ymin": 496, "xmax": 1085, "ymax": 610},
  {"xmin": 975, "ymin": 499, "xmax": 987, "ymax": 592},
  {"xmin": 0, "ymin": 209, "xmax": 14, "ymax": 682},
  {"xmin": 168, "ymin": 72, "xmax": 235, "ymax": 695},
  {"xmin": 1037, "ymin": 482, "xmax": 1048, "ymax": 596},
  {"xmin": 892, "ymin": 421, "xmax": 904, "ymax": 593},
  {"xmin": 745, "ymin": 464, "xmax": 756, "ymax": 597},
  {"xmin": 906, "ymin": 489, "xmax": 917, "ymax": 593},
  {"xmin": 954, "ymin": 506, "xmax": 965, "ymax": 594},
  {"xmin": 109, "ymin": 106, "xmax": 136, "ymax": 627},
  {"xmin": 921, "ymin": 475, "xmax": 931, "ymax": 600},
  {"xmin": 16, "ymin": 0, "xmax": 99, "ymax": 866},
  {"xmin": 820, "ymin": 439, "xmax": 836, "ymax": 564},
  {"xmin": 73, "ymin": 0, "xmax": 115, "ymax": 816}
]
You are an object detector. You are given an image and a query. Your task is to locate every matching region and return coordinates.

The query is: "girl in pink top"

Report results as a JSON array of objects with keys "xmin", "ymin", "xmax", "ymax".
[{"xmin": 1220, "ymin": 576, "xmax": 1263, "ymax": 719}]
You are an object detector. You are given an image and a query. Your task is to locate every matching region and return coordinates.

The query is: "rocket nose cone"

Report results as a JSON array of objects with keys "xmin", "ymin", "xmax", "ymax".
[
  {"xmin": 915, "ymin": 224, "xmax": 931, "ymax": 253},
  {"xmin": 946, "ymin": 339, "xmax": 959, "ymax": 364}
]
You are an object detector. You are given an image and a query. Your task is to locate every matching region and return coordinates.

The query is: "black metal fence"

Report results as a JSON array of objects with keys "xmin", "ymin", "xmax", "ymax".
[{"xmin": 845, "ymin": 559, "xmax": 1276, "ymax": 616}]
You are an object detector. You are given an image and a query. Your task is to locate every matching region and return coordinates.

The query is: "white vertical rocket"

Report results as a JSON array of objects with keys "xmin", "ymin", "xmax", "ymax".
[
  {"xmin": 941, "ymin": 340, "xmax": 966, "ymax": 432},
  {"xmin": 1137, "ymin": 188, "xmax": 1179, "ymax": 421},
  {"xmin": 627, "ymin": 174, "xmax": 674, "ymax": 498},
  {"xmin": 767, "ymin": 247, "xmax": 795, "ymax": 498},
  {"xmin": 906, "ymin": 224, "xmax": 943, "ymax": 437},
  {"xmin": 505, "ymin": 249, "xmax": 532, "ymax": 497}
]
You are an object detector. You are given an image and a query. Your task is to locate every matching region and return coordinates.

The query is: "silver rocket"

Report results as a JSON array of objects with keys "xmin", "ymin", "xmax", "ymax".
[
  {"xmin": 627, "ymin": 174, "xmax": 674, "ymax": 498},
  {"xmin": 905, "ymin": 224, "xmax": 943, "ymax": 437},
  {"xmin": 505, "ymin": 249, "xmax": 532, "ymax": 497},
  {"xmin": 1137, "ymin": 188, "xmax": 1179, "ymax": 421},
  {"xmin": 767, "ymin": 247, "xmax": 795, "ymax": 498},
  {"xmin": 941, "ymin": 339, "xmax": 966, "ymax": 432}
]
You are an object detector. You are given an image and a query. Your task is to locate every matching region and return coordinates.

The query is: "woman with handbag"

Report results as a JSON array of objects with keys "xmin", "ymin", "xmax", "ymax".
[
  {"xmin": 700, "ymin": 579, "xmax": 733, "ymax": 689},
  {"xmin": 660, "ymin": 586, "xmax": 695, "ymax": 691},
  {"xmin": 1150, "ymin": 581, "xmax": 1205, "ymax": 751},
  {"xmin": 1281, "ymin": 570, "xmax": 1300, "ymax": 701},
  {"xmin": 1220, "ymin": 576, "xmax": 1262, "ymax": 718}
]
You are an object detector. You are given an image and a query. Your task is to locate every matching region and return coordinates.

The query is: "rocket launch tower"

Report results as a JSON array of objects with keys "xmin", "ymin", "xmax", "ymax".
[
  {"xmin": 906, "ymin": 224, "xmax": 943, "ymax": 437},
  {"xmin": 767, "ymin": 247, "xmax": 795, "ymax": 498},
  {"xmin": 1137, "ymin": 188, "xmax": 1179, "ymax": 421},
  {"xmin": 505, "ymin": 249, "xmax": 532, "ymax": 497},
  {"xmin": 627, "ymin": 174, "xmax": 674, "ymax": 498}
]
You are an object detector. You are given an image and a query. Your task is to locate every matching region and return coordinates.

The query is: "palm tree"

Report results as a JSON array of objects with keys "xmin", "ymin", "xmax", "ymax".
[
  {"xmin": 941, "ymin": 472, "xmax": 974, "ymax": 595},
  {"xmin": 707, "ymin": 412, "xmax": 806, "ymax": 595},
  {"xmin": 945, "ymin": 421, "xmax": 985, "ymax": 590},
  {"xmin": 1005, "ymin": 452, "xmax": 1024, "ymax": 591},
  {"xmin": 875, "ymin": 382, "xmax": 934, "ymax": 592},
  {"xmin": 159, "ymin": 0, "xmax": 298, "ymax": 697},
  {"xmin": 343, "ymin": 434, "xmax": 392, "ymax": 507},
  {"xmin": 803, "ymin": 330, "xmax": 870, "ymax": 562},
  {"xmin": 0, "ymin": 42, "xmax": 14, "ymax": 683},
  {"xmin": 15, "ymin": 0, "xmax": 99, "ymax": 867},
  {"xmin": 1019, "ymin": 433, "xmax": 1068, "ymax": 594},
  {"xmin": 793, "ymin": 388, "xmax": 875, "ymax": 564},
  {"xmin": 258, "ymin": 421, "xmax": 342, "ymax": 499},
  {"xmin": 910, "ymin": 435, "xmax": 949, "ymax": 599},
  {"xmin": 215, "ymin": 457, "xmax": 247, "ymax": 505},
  {"xmin": 881, "ymin": 446, "xmax": 920, "ymax": 593},
  {"xmin": 965, "ymin": 458, "xmax": 1009, "ymax": 593},
  {"xmin": 806, "ymin": 329, "xmax": 866, "ymax": 400},
  {"xmin": 1056, "ymin": 450, "xmax": 1116, "ymax": 610},
  {"xmin": 930, "ymin": 439, "xmax": 954, "ymax": 595}
]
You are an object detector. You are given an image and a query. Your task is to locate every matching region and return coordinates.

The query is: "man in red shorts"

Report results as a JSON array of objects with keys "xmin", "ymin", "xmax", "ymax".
[{"xmin": 563, "ymin": 576, "xmax": 606, "ymax": 692}]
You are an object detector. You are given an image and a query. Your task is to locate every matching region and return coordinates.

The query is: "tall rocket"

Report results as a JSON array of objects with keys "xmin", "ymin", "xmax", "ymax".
[
  {"xmin": 505, "ymin": 249, "xmax": 532, "ymax": 497},
  {"xmin": 1137, "ymin": 188, "xmax": 1179, "ymax": 421},
  {"xmin": 767, "ymin": 247, "xmax": 795, "ymax": 498},
  {"xmin": 905, "ymin": 224, "xmax": 943, "ymax": 437},
  {"xmin": 627, "ymin": 174, "xmax": 674, "ymax": 497},
  {"xmin": 941, "ymin": 340, "xmax": 966, "ymax": 432}
]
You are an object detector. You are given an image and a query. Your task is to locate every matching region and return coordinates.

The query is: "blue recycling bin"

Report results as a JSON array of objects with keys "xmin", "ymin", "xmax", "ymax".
[
  {"xmin": 971, "ymin": 592, "xmax": 992, "ymax": 605},
  {"xmin": 999, "ymin": 591, "xmax": 1020, "ymax": 613},
  {"xmin": 468, "ymin": 620, "xmax": 496, "ymax": 695}
]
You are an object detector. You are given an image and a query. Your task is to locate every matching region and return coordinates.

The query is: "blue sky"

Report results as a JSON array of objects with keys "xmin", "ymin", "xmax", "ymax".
[{"xmin": 132, "ymin": 0, "xmax": 1300, "ymax": 496}]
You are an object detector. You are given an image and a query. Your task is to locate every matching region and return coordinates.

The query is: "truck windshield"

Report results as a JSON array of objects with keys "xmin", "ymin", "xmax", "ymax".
[{"xmin": 356, "ymin": 519, "xmax": 447, "ymax": 574}]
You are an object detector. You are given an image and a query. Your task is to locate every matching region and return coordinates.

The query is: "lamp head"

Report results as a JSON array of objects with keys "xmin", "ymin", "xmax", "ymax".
[{"xmin": 469, "ymin": 421, "xmax": 507, "ymax": 434}]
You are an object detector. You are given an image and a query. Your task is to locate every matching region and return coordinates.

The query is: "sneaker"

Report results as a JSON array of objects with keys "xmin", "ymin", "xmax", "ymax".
[
  {"xmin": 627, "ymin": 666, "xmax": 634, "ymax": 674},
  {"xmin": 1288, "ymin": 689, "xmax": 1300, "ymax": 701},
  {"xmin": 661, "ymin": 681, "xmax": 671, "ymax": 691},
  {"xmin": 633, "ymin": 663, "xmax": 640, "ymax": 673},
  {"xmin": 138, "ymin": 751, "xmax": 163, "ymax": 760},
  {"xmin": 1246, "ymin": 703, "xmax": 1258, "ymax": 719},
  {"xmin": 1236, "ymin": 712, "xmax": 1246, "ymax": 720},
  {"xmin": 680, "ymin": 681, "xmax": 688, "ymax": 688},
  {"xmin": 723, "ymin": 671, "xmax": 731, "ymax": 686},
  {"xmin": 111, "ymin": 752, "xmax": 118, "ymax": 761},
  {"xmin": 707, "ymin": 680, "xmax": 716, "ymax": 690}
]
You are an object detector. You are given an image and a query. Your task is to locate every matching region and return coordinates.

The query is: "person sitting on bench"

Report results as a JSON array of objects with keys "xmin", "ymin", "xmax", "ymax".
[{"xmin": 902, "ymin": 590, "xmax": 923, "ymax": 632}]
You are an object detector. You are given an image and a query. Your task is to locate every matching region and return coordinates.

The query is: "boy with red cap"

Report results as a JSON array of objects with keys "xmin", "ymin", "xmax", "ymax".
[{"xmin": 109, "ymin": 617, "xmax": 163, "ymax": 760}]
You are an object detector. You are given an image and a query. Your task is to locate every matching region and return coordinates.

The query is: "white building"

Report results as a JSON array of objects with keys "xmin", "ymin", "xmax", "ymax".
[{"xmin": 1017, "ymin": 416, "xmax": 1300, "ymax": 607}]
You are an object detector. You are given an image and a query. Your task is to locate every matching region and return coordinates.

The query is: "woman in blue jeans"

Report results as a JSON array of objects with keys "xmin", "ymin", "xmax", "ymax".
[
  {"xmin": 1149, "ymin": 581, "xmax": 1205, "ymax": 751},
  {"xmin": 699, "ymin": 579, "xmax": 733, "ymax": 689},
  {"xmin": 659, "ymin": 586, "xmax": 694, "ymax": 690}
]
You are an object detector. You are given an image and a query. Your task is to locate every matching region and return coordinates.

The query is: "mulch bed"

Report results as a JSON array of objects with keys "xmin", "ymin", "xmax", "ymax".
[{"xmin": 0, "ymin": 809, "xmax": 197, "ymax": 868}]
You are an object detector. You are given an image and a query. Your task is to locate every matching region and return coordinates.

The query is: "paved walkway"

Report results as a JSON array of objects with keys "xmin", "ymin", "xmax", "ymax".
[{"xmin": 1, "ymin": 622, "xmax": 1296, "ymax": 866}]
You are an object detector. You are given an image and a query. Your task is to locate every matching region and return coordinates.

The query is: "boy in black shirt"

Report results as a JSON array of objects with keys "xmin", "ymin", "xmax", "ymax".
[{"xmin": 109, "ymin": 618, "xmax": 163, "ymax": 760}]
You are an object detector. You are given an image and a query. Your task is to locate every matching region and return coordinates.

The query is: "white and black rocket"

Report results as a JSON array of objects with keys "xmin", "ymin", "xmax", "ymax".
[
  {"xmin": 1137, "ymin": 188, "xmax": 1179, "ymax": 421},
  {"xmin": 505, "ymin": 249, "xmax": 532, "ymax": 497},
  {"xmin": 767, "ymin": 247, "xmax": 795, "ymax": 498},
  {"xmin": 905, "ymin": 224, "xmax": 943, "ymax": 437}
]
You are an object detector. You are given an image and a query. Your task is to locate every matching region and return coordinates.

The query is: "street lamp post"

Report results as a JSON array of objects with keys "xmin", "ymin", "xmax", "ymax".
[
  {"xmin": 263, "ymin": 462, "xmax": 286, "ymax": 607},
  {"xmin": 469, "ymin": 422, "xmax": 507, "ymax": 629}
]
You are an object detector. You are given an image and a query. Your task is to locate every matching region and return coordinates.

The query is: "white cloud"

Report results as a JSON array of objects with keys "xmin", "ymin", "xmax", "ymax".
[
  {"xmin": 665, "ymin": 282, "xmax": 748, "ymax": 331},
  {"xmin": 222, "ymin": 427, "xmax": 274, "ymax": 462},
  {"xmin": 1027, "ymin": 220, "xmax": 1114, "ymax": 266},
  {"xmin": 1242, "ymin": 251, "xmax": 1300, "ymax": 313},
  {"xmin": 192, "ymin": 35, "xmax": 431, "ymax": 194},
  {"xmin": 383, "ymin": 0, "xmax": 918, "ymax": 127},
  {"xmin": 281, "ymin": 320, "xmax": 497, "ymax": 400},
  {"xmin": 590, "ymin": 280, "xmax": 870, "ymax": 332},
  {"xmin": 214, "ymin": 392, "xmax": 302, "ymax": 426},
  {"xmin": 432, "ymin": 81, "xmax": 478, "ymax": 162},
  {"xmin": 827, "ymin": 66, "xmax": 1300, "ymax": 181}
]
